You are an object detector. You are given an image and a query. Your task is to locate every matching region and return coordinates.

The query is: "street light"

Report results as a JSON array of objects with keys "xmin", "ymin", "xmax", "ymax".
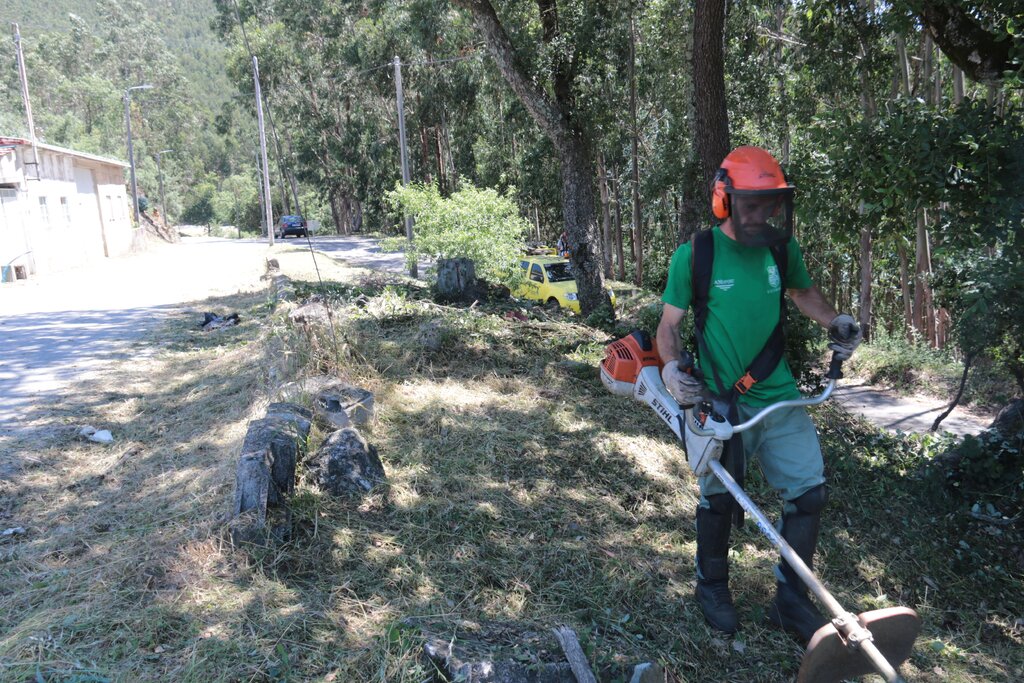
[
  {"xmin": 155, "ymin": 149, "xmax": 174, "ymax": 227},
  {"xmin": 124, "ymin": 83, "xmax": 154, "ymax": 223}
]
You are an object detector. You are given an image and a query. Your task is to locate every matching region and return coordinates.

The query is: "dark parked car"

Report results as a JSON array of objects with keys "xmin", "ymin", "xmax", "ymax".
[{"xmin": 275, "ymin": 215, "xmax": 308, "ymax": 238}]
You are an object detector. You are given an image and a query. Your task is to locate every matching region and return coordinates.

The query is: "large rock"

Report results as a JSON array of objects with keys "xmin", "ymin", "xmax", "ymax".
[
  {"xmin": 314, "ymin": 385, "xmax": 375, "ymax": 427},
  {"xmin": 278, "ymin": 377, "xmax": 375, "ymax": 426},
  {"xmin": 289, "ymin": 301, "xmax": 331, "ymax": 325},
  {"xmin": 304, "ymin": 428, "xmax": 385, "ymax": 496},
  {"xmin": 990, "ymin": 398, "xmax": 1024, "ymax": 436}
]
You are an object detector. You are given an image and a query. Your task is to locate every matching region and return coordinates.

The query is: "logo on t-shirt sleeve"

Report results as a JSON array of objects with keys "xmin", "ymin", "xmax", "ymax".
[{"xmin": 767, "ymin": 265, "xmax": 781, "ymax": 291}]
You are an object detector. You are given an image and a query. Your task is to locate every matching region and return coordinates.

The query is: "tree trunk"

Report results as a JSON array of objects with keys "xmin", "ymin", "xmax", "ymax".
[
  {"xmin": 441, "ymin": 108, "xmax": 458, "ymax": 192},
  {"xmin": 613, "ymin": 171, "xmax": 625, "ymax": 281},
  {"xmin": 689, "ymin": 0, "xmax": 731, "ymax": 238},
  {"xmin": 914, "ymin": 207, "xmax": 937, "ymax": 343},
  {"xmin": 352, "ymin": 198, "xmax": 363, "ymax": 233},
  {"xmin": 434, "ymin": 127, "xmax": 446, "ymax": 192},
  {"xmin": 675, "ymin": 194, "xmax": 685, "ymax": 246},
  {"xmin": 952, "ymin": 65, "xmax": 965, "ymax": 104},
  {"xmin": 895, "ymin": 35, "xmax": 912, "ymax": 96},
  {"xmin": 776, "ymin": 5, "xmax": 791, "ymax": 164},
  {"xmin": 329, "ymin": 186, "xmax": 343, "ymax": 235},
  {"xmin": 457, "ymin": 0, "xmax": 607, "ymax": 313},
  {"xmin": 340, "ymin": 194, "xmax": 352, "ymax": 236},
  {"xmin": 899, "ymin": 240, "xmax": 913, "ymax": 342},
  {"xmin": 923, "ymin": 32, "xmax": 935, "ymax": 103},
  {"xmin": 598, "ymin": 153, "xmax": 613, "ymax": 279},
  {"xmin": 859, "ymin": 226, "xmax": 872, "ymax": 342},
  {"xmin": 629, "ymin": 14, "xmax": 643, "ymax": 286}
]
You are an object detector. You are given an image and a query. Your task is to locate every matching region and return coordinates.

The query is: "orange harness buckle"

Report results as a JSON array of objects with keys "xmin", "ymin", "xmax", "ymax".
[{"xmin": 734, "ymin": 372, "xmax": 756, "ymax": 395}]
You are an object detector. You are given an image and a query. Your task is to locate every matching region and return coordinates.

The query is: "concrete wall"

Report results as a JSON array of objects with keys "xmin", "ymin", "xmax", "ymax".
[{"xmin": 0, "ymin": 143, "xmax": 131, "ymax": 280}]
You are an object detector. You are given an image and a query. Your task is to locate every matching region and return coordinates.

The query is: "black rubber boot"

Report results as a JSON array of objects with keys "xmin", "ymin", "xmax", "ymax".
[
  {"xmin": 768, "ymin": 485, "xmax": 829, "ymax": 642},
  {"xmin": 695, "ymin": 496, "xmax": 738, "ymax": 634}
]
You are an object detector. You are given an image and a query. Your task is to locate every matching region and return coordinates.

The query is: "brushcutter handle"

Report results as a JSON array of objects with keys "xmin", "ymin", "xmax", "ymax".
[
  {"xmin": 686, "ymin": 357, "xmax": 840, "ymax": 438},
  {"xmin": 825, "ymin": 351, "xmax": 845, "ymax": 380},
  {"xmin": 678, "ymin": 350, "xmax": 704, "ymax": 380}
]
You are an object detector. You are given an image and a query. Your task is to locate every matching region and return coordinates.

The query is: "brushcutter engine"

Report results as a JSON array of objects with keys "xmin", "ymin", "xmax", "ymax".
[
  {"xmin": 599, "ymin": 331, "xmax": 731, "ymax": 475},
  {"xmin": 600, "ymin": 331, "xmax": 685, "ymax": 441}
]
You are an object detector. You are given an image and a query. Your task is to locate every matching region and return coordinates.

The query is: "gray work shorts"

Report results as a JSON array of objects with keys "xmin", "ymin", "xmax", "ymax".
[{"xmin": 698, "ymin": 404, "xmax": 825, "ymax": 507}]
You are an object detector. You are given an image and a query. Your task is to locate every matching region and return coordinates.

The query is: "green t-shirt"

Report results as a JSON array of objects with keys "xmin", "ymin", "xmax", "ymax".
[{"xmin": 662, "ymin": 227, "xmax": 814, "ymax": 407}]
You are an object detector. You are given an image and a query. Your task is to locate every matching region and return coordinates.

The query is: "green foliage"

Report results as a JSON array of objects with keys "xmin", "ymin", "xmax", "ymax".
[
  {"xmin": 180, "ymin": 182, "xmax": 216, "ymax": 226},
  {"xmin": 783, "ymin": 301, "xmax": 827, "ymax": 388},
  {"xmin": 212, "ymin": 174, "xmax": 260, "ymax": 230},
  {"xmin": 382, "ymin": 183, "xmax": 530, "ymax": 286},
  {"xmin": 947, "ymin": 429, "xmax": 1024, "ymax": 497},
  {"xmin": 850, "ymin": 330, "xmax": 953, "ymax": 387},
  {"xmin": 583, "ymin": 303, "xmax": 617, "ymax": 333},
  {"xmin": 935, "ymin": 248, "xmax": 1024, "ymax": 394}
]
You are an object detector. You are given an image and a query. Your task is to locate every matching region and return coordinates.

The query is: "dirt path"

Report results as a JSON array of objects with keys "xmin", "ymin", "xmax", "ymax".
[{"xmin": 833, "ymin": 379, "xmax": 993, "ymax": 437}]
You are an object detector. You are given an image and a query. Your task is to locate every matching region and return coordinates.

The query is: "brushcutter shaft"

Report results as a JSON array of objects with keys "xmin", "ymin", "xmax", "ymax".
[{"xmin": 707, "ymin": 460, "xmax": 906, "ymax": 683}]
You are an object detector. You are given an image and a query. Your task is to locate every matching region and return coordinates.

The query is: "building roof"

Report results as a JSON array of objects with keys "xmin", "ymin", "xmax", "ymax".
[{"xmin": 0, "ymin": 136, "xmax": 129, "ymax": 168}]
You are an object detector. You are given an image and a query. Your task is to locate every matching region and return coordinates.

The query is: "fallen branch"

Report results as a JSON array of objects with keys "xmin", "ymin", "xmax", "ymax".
[{"xmin": 552, "ymin": 626, "xmax": 597, "ymax": 683}]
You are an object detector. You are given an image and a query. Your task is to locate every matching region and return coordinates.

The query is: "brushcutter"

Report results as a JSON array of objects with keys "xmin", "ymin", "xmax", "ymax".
[{"xmin": 600, "ymin": 331, "xmax": 921, "ymax": 683}]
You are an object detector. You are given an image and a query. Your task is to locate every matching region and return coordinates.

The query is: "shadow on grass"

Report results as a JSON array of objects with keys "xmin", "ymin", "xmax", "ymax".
[{"xmin": 2, "ymin": 280, "xmax": 1020, "ymax": 682}]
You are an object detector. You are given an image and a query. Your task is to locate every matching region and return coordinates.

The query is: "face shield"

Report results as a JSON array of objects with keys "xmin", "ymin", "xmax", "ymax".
[{"xmin": 728, "ymin": 188, "xmax": 794, "ymax": 248}]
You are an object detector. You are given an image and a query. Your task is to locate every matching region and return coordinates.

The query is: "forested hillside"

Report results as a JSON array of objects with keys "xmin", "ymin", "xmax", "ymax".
[
  {"xmin": 0, "ymin": 0, "xmax": 245, "ymax": 223},
  {"xmin": 1, "ymin": 0, "xmax": 230, "ymax": 106}
]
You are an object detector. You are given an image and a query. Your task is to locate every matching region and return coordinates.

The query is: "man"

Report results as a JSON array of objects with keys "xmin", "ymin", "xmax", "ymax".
[
  {"xmin": 556, "ymin": 231, "xmax": 570, "ymax": 258},
  {"xmin": 655, "ymin": 146, "xmax": 862, "ymax": 641}
]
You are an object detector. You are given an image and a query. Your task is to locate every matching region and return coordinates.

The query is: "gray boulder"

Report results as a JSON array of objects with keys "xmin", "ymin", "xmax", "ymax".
[
  {"xmin": 990, "ymin": 398, "xmax": 1024, "ymax": 436},
  {"xmin": 305, "ymin": 428, "xmax": 385, "ymax": 496}
]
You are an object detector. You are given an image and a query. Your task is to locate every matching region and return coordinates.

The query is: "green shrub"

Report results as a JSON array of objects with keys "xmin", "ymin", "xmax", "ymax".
[
  {"xmin": 945, "ymin": 428, "xmax": 1024, "ymax": 499},
  {"xmin": 382, "ymin": 183, "xmax": 530, "ymax": 287}
]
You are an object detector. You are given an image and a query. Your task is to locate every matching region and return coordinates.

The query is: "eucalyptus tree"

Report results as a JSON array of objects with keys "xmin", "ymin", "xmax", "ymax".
[
  {"xmin": 904, "ymin": 0, "xmax": 1023, "ymax": 84},
  {"xmin": 453, "ymin": 0, "xmax": 615, "ymax": 315}
]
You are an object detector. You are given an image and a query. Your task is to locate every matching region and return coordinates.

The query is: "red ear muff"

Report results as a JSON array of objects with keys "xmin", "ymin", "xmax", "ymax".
[{"xmin": 711, "ymin": 168, "xmax": 730, "ymax": 220}]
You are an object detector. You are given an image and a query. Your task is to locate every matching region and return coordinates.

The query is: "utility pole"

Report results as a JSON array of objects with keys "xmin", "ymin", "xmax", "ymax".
[
  {"xmin": 253, "ymin": 56, "xmax": 274, "ymax": 245},
  {"xmin": 12, "ymin": 23, "xmax": 39, "ymax": 181},
  {"xmin": 393, "ymin": 56, "xmax": 416, "ymax": 278},
  {"xmin": 124, "ymin": 84, "xmax": 153, "ymax": 223},
  {"xmin": 155, "ymin": 149, "xmax": 173, "ymax": 227}
]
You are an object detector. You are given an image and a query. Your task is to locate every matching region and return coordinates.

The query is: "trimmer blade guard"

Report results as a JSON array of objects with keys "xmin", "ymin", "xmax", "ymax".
[{"xmin": 797, "ymin": 607, "xmax": 921, "ymax": 683}]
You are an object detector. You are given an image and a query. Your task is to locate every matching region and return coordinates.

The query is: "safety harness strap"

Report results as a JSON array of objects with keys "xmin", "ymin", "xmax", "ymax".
[
  {"xmin": 690, "ymin": 229, "xmax": 789, "ymax": 401},
  {"xmin": 689, "ymin": 228, "xmax": 789, "ymax": 526}
]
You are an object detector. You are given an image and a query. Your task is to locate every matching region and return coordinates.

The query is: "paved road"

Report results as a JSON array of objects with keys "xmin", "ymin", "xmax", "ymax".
[
  {"xmin": 300, "ymin": 234, "xmax": 430, "ymax": 275},
  {"xmin": 0, "ymin": 237, "xmax": 270, "ymax": 434}
]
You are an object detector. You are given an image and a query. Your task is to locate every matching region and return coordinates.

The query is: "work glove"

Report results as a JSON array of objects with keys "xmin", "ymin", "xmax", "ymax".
[
  {"xmin": 661, "ymin": 359, "xmax": 705, "ymax": 407},
  {"xmin": 828, "ymin": 314, "xmax": 863, "ymax": 361}
]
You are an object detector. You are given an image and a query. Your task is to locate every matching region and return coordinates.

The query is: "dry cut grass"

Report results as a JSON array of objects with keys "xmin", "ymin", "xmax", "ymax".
[{"xmin": 1, "ymin": 260, "xmax": 1021, "ymax": 683}]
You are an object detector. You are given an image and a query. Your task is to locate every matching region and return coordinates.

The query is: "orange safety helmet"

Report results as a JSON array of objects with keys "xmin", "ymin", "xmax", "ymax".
[{"xmin": 711, "ymin": 146, "xmax": 795, "ymax": 247}]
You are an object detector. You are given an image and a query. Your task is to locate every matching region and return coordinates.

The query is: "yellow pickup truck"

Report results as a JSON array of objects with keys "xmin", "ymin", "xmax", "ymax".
[{"xmin": 514, "ymin": 256, "xmax": 615, "ymax": 313}]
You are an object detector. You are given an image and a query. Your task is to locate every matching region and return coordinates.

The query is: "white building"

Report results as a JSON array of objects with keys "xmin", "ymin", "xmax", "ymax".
[{"xmin": 0, "ymin": 136, "xmax": 137, "ymax": 282}]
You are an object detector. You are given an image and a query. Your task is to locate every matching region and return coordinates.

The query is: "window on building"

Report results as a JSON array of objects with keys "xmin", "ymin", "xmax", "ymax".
[
  {"xmin": 38, "ymin": 196, "xmax": 49, "ymax": 225},
  {"xmin": 60, "ymin": 197, "xmax": 71, "ymax": 225}
]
